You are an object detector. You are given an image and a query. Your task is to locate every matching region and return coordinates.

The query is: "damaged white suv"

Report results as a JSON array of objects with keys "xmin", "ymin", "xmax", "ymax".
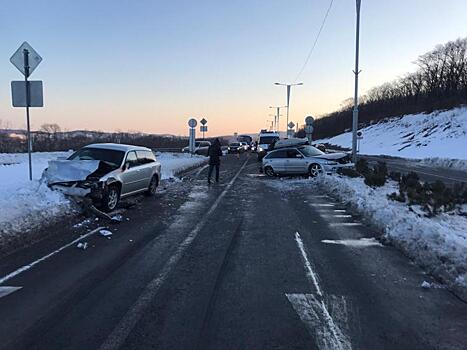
[{"xmin": 43, "ymin": 143, "xmax": 161, "ymax": 212}]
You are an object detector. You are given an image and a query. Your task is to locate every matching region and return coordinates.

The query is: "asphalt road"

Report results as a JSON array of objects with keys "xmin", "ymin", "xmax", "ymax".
[
  {"xmin": 1, "ymin": 154, "xmax": 466, "ymax": 349},
  {"xmin": 360, "ymin": 155, "xmax": 467, "ymax": 186}
]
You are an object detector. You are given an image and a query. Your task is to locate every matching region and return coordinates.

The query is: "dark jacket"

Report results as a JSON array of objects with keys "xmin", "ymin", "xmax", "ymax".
[{"xmin": 207, "ymin": 141, "xmax": 222, "ymax": 165}]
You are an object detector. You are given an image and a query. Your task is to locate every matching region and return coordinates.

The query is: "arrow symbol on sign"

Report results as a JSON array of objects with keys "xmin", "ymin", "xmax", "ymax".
[{"xmin": 286, "ymin": 232, "xmax": 352, "ymax": 350}]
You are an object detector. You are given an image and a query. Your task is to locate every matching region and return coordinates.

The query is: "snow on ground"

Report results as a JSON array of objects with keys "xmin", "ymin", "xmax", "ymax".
[
  {"xmin": 0, "ymin": 151, "xmax": 206, "ymax": 250},
  {"xmin": 315, "ymin": 175, "xmax": 467, "ymax": 298},
  {"xmin": 317, "ymin": 107, "xmax": 467, "ymax": 168},
  {"xmin": 156, "ymin": 152, "xmax": 207, "ymax": 179}
]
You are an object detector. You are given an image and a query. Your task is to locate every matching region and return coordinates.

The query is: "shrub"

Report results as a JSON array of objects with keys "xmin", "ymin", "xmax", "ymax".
[{"xmin": 356, "ymin": 158, "xmax": 370, "ymax": 175}]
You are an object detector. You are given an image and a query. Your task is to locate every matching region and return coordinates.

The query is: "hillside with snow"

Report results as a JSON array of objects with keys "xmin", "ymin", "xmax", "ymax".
[{"xmin": 318, "ymin": 107, "xmax": 467, "ymax": 163}]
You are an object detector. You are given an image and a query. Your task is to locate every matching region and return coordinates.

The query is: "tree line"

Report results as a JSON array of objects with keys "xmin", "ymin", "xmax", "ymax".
[{"xmin": 304, "ymin": 37, "xmax": 467, "ymax": 140}]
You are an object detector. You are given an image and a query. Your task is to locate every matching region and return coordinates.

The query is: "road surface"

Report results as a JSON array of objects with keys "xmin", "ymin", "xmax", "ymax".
[{"xmin": 0, "ymin": 154, "xmax": 466, "ymax": 349}]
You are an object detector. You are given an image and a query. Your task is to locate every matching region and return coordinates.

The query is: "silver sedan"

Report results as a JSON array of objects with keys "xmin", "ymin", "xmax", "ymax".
[{"xmin": 261, "ymin": 145, "xmax": 352, "ymax": 177}]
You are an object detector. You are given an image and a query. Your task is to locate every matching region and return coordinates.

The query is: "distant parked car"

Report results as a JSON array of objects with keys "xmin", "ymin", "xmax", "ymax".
[
  {"xmin": 227, "ymin": 142, "xmax": 243, "ymax": 154},
  {"xmin": 240, "ymin": 141, "xmax": 249, "ymax": 151},
  {"xmin": 261, "ymin": 145, "xmax": 352, "ymax": 177},
  {"xmin": 221, "ymin": 145, "xmax": 229, "ymax": 155},
  {"xmin": 182, "ymin": 140, "xmax": 211, "ymax": 155},
  {"xmin": 43, "ymin": 143, "xmax": 161, "ymax": 211}
]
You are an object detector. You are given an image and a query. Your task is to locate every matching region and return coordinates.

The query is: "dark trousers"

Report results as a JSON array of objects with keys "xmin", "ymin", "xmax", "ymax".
[{"xmin": 208, "ymin": 164, "xmax": 220, "ymax": 182}]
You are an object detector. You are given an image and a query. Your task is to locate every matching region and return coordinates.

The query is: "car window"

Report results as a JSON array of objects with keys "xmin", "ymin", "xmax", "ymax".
[
  {"xmin": 125, "ymin": 151, "xmax": 138, "ymax": 168},
  {"xmin": 267, "ymin": 150, "xmax": 287, "ymax": 159},
  {"xmin": 136, "ymin": 150, "xmax": 155, "ymax": 164},
  {"xmin": 68, "ymin": 147, "xmax": 125, "ymax": 168},
  {"xmin": 287, "ymin": 149, "xmax": 301, "ymax": 158},
  {"xmin": 298, "ymin": 145, "xmax": 324, "ymax": 157}
]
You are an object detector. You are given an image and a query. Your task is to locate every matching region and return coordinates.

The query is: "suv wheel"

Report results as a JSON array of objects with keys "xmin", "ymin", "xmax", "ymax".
[
  {"xmin": 309, "ymin": 163, "xmax": 323, "ymax": 177},
  {"xmin": 146, "ymin": 175, "xmax": 159, "ymax": 196},
  {"xmin": 264, "ymin": 166, "xmax": 275, "ymax": 177},
  {"xmin": 102, "ymin": 185, "xmax": 120, "ymax": 212}
]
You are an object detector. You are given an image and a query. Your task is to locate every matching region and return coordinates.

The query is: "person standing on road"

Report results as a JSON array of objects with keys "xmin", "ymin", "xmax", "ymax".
[{"xmin": 207, "ymin": 138, "xmax": 222, "ymax": 184}]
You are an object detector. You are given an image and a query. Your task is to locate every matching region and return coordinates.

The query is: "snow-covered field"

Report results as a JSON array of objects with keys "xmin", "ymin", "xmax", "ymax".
[
  {"xmin": 0, "ymin": 151, "xmax": 206, "ymax": 249},
  {"xmin": 317, "ymin": 107, "xmax": 467, "ymax": 167},
  {"xmin": 315, "ymin": 175, "xmax": 467, "ymax": 298}
]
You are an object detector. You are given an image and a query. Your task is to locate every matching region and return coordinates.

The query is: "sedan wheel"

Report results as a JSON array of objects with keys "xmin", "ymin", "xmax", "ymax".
[
  {"xmin": 264, "ymin": 166, "xmax": 275, "ymax": 177},
  {"xmin": 309, "ymin": 163, "xmax": 323, "ymax": 177},
  {"xmin": 146, "ymin": 175, "xmax": 158, "ymax": 196},
  {"xmin": 102, "ymin": 185, "xmax": 120, "ymax": 212}
]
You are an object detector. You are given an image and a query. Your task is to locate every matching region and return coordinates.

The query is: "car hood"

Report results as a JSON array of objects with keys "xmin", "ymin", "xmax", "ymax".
[
  {"xmin": 312, "ymin": 152, "xmax": 348, "ymax": 160},
  {"xmin": 44, "ymin": 160, "xmax": 102, "ymax": 185}
]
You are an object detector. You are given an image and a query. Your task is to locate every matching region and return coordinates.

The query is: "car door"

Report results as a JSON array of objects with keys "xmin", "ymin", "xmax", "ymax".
[
  {"xmin": 120, "ymin": 151, "xmax": 142, "ymax": 195},
  {"xmin": 267, "ymin": 150, "xmax": 288, "ymax": 173},
  {"xmin": 285, "ymin": 148, "xmax": 307, "ymax": 173},
  {"xmin": 136, "ymin": 150, "xmax": 154, "ymax": 190}
]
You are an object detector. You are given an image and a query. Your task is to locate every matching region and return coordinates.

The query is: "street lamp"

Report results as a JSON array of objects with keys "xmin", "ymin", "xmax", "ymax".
[
  {"xmin": 269, "ymin": 106, "xmax": 287, "ymax": 132},
  {"xmin": 352, "ymin": 0, "xmax": 362, "ymax": 163},
  {"xmin": 274, "ymin": 82, "xmax": 303, "ymax": 136}
]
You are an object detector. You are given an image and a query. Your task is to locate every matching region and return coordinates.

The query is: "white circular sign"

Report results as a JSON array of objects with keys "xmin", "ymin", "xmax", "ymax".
[
  {"xmin": 305, "ymin": 116, "xmax": 314, "ymax": 125},
  {"xmin": 188, "ymin": 118, "xmax": 197, "ymax": 128}
]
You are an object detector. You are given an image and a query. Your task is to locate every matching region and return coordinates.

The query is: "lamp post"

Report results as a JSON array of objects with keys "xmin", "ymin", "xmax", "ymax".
[
  {"xmin": 352, "ymin": 0, "xmax": 362, "ymax": 163},
  {"xmin": 269, "ymin": 106, "xmax": 287, "ymax": 132},
  {"xmin": 274, "ymin": 82, "xmax": 303, "ymax": 136}
]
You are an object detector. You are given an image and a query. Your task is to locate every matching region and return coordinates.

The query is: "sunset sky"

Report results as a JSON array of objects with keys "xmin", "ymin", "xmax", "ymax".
[{"xmin": 1, "ymin": 0, "xmax": 466, "ymax": 136}]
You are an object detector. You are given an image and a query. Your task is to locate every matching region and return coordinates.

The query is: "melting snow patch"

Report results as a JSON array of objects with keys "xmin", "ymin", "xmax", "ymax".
[
  {"xmin": 321, "ymin": 237, "xmax": 383, "ymax": 248},
  {"xmin": 99, "ymin": 229, "xmax": 113, "ymax": 237}
]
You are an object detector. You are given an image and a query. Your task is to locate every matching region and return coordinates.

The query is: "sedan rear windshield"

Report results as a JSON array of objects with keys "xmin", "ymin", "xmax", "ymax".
[
  {"xmin": 298, "ymin": 145, "xmax": 324, "ymax": 157},
  {"xmin": 68, "ymin": 148, "xmax": 125, "ymax": 168}
]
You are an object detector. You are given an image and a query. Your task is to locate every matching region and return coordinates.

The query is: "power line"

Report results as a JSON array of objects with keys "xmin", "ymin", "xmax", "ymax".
[{"xmin": 293, "ymin": 0, "xmax": 334, "ymax": 82}]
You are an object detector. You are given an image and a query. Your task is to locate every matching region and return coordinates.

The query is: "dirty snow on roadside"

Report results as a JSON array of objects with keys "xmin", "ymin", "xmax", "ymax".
[
  {"xmin": 156, "ymin": 152, "xmax": 207, "ymax": 179},
  {"xmin": 0, "ymin": 151, "xmax": 207, "ymax": 247},
  {"xmin": 314, "ymin": 174, "xmax": 467, "ymax": 298}
]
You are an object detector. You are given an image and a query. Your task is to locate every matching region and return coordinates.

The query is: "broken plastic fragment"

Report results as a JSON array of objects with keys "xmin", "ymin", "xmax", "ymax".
[
  {"xmin": 421, "ymin": 281, "xmax": 431, "ymax": 289},
  {"xmin": 77, "ymin": 242, "xmax": 88, "ymax": 250},
  {"xmin": 99, "ymin": 229, "xmax": 113, "ymax": 237}
]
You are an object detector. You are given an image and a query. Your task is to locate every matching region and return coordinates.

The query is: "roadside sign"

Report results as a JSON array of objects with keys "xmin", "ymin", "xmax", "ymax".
[
  {"xmin": 188, "ymin": 118, "xmax": 197, "ymax": 128},
  {"xmin": 10, "ymin": 42, "xmax": 42, "ymax": 77},
  {"xmin": 200, "ymin": 118, "xmax": 207, "ymax": 125},
  {"xmin": 200, "ymin": 125, "xmax": 208, "ymax": 132},
  {"xmin": 288, "ymin": 121, "xmax": 295, "ymax": 129},
  {"xmin": 11, "ymin": 81, "xmax": 43, "ymax": 107},
  {"xmin": 305, "ymin": 125, "xmax": 314, "ymax": 133},
  {"xmin": 305, "ymin": 116, "xmax": 314, "ymax": 125}
]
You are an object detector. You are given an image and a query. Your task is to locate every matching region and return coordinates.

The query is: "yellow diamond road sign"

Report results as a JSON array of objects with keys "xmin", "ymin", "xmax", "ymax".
[{"xmin": 10, "ymin": 42, "xmax": 42, "ymax": 77}]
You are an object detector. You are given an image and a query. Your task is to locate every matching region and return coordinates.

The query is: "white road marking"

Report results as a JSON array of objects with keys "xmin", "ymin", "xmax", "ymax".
[
  {"xmin": 320, "ymin": 214, "xmax": 352, "ymax": 218},
  {"xmin": 329, "ymin": 222, "xmax": 362, "ymax": 227},
  {"xmin": 0, "ymin": 286, "xmax": 22, "ymax": 299},
  {"xmin": 290, "ymin": 232, "xmax": 351, "ymax": 350},
  {"xmin": 310, "ymin": 203, "xmax": 335, "ymax": 207},
  {"xmin": 99, "ymin": 158, "xmax": 250, "ymax": 350},
  {"xmin": 333, "ymin": 209, "xmax": 347, "ymax": 213},
  {"xmin": 321, "ymin": 238, "xmax": 383, "ymax": 248},
  {"xmin": 0, "ymin": 226, "xmax": 105, "ymax": 285}
]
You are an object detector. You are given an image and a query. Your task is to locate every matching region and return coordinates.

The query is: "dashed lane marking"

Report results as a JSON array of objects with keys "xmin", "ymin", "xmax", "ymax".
[
  {"xmin": 329, "ymin": 222, "xmax": 362, "ymax": 227},
  {"xmin": 0, "ymin": 286, "xmax": 22, "ymax": 299}
]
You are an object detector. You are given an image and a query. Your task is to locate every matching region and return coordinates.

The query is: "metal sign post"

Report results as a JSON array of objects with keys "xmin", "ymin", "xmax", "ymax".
[
  {"xmin": 188, "ymin": 118, "xmax": 197, "ymax": 154},
  {"xmin": 200, "ymin": 118, "xmax": 207, "ymax": 139},
  {"xmin": 305, "ymin": 116, "xmax": 314, "ymax": 144},
  {"xmin": 10, "ymin": 42, "xmax": 43, "ymax": 180},
  {"xmin": 287, "ymin": 121, "xmax": 295, "ymax": 138}
]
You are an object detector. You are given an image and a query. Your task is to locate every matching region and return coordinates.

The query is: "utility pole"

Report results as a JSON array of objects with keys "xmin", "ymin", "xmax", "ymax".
[
  {"xmin": 269, "ymin": 106, "xmax": 287, "ymax": 132},
  {"xmin": 352, "ymin": 0, "xmax": 362, "ymax": 163},
  {"xmin": 275, "ymin": 82, "xmax": 303, "ymax": 136}
]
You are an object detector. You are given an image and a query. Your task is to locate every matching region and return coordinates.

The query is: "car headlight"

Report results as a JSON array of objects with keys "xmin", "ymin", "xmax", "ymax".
[
  {"xmin": 259, "ymin": 147, "xmax": 264, "ymax": 152},
  {"xmin": 323, "ymin": 161, "xmax": 338, "ymax": 165}
]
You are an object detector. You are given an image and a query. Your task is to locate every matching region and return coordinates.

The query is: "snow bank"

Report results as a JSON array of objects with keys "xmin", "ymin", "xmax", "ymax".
[
  {"xmin": 315, "ymin": 175, "xmax": 467, "ymax": 299},
  {"xmin": 318, "ymin": 107, "xmax": 467, "ymax": 165},
  {"xmin": 157, "ymin": 152, "xmax": 207, "ymax": 179},
  {"xmin": 0, "ymin": 151, "xmax": 206, "ymax": 251}
]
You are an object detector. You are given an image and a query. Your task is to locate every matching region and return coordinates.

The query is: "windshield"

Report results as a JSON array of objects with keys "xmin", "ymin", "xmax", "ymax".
[
  {"xmin": 259, "ymin": 136, "xmax": 279, "ymax": 145},
  {"xmin": 298, "ymin": 145, "xmax": 324, "ymax": 157},
  {"xmin": 68, "ymin": 147, "xmax": 125, "ymax": 168},
  {"xmin": 230, "ymin": 143, "xmax": 240, "ymax": 146}
]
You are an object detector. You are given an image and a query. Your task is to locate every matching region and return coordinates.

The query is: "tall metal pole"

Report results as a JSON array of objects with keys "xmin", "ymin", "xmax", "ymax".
[
  {"xmin": 352, "ymin": 0, "xmax": 361, "ymax": 164},
  {"xmin": 286, "ymin": 85, "xmax": 291, "ymax": 135},
  {"xmin": 276, "ymin": 107, "xmax": 280, "ymax": 132},
  {"xmin": 23, "ymin": 48, "xmax": 32, "ymax": 180}
]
